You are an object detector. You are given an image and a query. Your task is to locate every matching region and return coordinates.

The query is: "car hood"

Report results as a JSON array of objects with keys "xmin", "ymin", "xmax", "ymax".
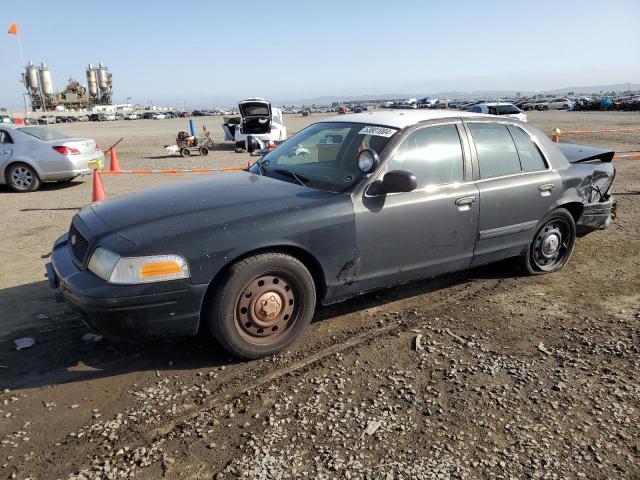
[{"xmin": 90, "ymin": 171, "xmax": 341, "ymax": 245}]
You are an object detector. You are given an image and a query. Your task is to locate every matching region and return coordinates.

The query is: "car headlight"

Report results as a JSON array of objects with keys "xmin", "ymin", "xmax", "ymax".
[{"xmin": 87, "ymin": 247, "xmax": 190, "ymax": 284}]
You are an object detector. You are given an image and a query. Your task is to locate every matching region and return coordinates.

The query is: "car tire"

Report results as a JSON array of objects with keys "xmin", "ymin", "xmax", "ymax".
[
  {"xmin": 206, "ymin": 252, "xmax": 316, "ymax": 359},
  {"xmin": 7, "ymin": 163, "xmax": 41, "ymax": 192},
  {"xmin": 199, "ymin": 147, "xmax": 209, "ymax": 156},
  {"xmin": 180, "ymin": 148, "xmax": 191, "ymax": 157},
  {"xmin": 562, "ymin": 104, "xmax": 570, "ymax": 111},
  {"xmin": 519, "ymin": 208, "xmax": 576, "ymax": 275}
]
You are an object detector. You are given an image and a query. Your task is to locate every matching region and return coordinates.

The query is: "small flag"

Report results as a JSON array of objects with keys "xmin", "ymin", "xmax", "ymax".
[{"xmin": 7, "ymin": 23, "xmax": 18, "ymax": 36}]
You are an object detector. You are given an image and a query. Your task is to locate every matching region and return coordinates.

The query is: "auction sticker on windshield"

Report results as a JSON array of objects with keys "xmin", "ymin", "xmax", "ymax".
[{"xmin": 358, "ymin": 126, "xmax": 398, "ymax": 137}]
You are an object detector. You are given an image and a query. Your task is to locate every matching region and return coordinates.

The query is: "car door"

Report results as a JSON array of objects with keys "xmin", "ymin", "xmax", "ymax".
[
  {"xmin": 0, "ymin": 129, "xmax": 15, "ymax": 176},
  {"xmin": 352, "ymin": 121, "xmax": 480, "ymax": 293},
  {"xmin": 463, "ymin": 120, "xmax": 562, "ymax": 266}
]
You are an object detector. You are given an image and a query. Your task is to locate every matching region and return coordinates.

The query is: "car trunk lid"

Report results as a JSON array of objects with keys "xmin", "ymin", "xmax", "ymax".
[
  {"xmin": 239, "ymin": 99, "xmax": 272, "ymax": 135},
  {"xmin": 557, "ymin": 143, "xmax": 615, "ymax": 163},
  {"xmin": 49, "ymin": 138, "xmax": 98, "ymax": 164}
]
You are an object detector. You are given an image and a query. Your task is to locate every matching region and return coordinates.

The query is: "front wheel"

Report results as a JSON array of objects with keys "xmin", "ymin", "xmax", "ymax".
[
  {"xmin": 519, "ymin": 208, "xmax": 576, "ymax": 275},
  {"xmin": 7, "ymin": 163, "xmax": 41, "ymax": 192},
  {"xmin": 199, "ymin": 146, "xmax": 209, "ymax": 156},
  {"xmin": 180, "ymin": 148, "xmax": 191, "ymax": 157},
  {"xmin": 206, "ymin": 253, "xmax": 316, "ymax": 359}
]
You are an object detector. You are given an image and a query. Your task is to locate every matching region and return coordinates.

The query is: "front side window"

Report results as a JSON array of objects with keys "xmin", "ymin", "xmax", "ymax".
[
  {"xmin": 468, "ymin": 123, "xmax": 521, "ymax": 179},
  {"xmin": 387, "ymin": 124, "xmax": 464, "ymax": 187},
  {"xmin": 508, "ymin": 125, "xmax": 547, "ymax": 172},
  {"xmin": 253, "ymin": 122, "xmax": 398, "ymax": 192}
]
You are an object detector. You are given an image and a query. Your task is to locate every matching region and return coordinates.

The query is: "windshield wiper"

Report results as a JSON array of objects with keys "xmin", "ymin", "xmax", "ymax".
[{"xmin": 273, "ymin": 168, "xmax": 309, "ymax": 187}]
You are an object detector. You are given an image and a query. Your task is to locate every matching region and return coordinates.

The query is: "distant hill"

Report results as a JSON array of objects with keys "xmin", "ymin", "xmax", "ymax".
[{"xmin": 277, "ymin": 83, "xmax": 640, "ymax": 105}]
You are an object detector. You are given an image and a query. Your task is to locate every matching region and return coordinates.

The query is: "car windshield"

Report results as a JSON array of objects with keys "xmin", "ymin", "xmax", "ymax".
[
  {"xmin": 251, "ymin": 122, "xmax": 398, "ymax": 192},
  {"xmin": 17, "ymin": 126, "xmax": 70, "ymax": 141}
]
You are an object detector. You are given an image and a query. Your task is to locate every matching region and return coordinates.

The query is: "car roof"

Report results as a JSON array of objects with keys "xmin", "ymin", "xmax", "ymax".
[
  {"xmin": 319, "ymin": 109, "xmax": 491, "ymax": 129},
  {"xmin": 479, "ymin": 102, "xmax": 515, "ymax": 106}
]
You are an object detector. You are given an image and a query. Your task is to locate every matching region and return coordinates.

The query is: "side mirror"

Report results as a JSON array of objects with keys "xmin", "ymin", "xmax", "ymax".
[
  {"xmin": 357, "ymin": 148, "xmax": 380, "ymax": 173},
  {"xmin": 369, "ymin": 170, "xmax": 417, "ymax": 195}
]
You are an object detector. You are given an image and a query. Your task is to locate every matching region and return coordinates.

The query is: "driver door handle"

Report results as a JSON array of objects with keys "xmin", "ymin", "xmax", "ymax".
[
  {"xmin": 538, "ymin": 184, "xmax": 554, "ymax": 197},
  {"xmin": 455, "ymin": 196, "xmax": 477, "ymax": 211}
]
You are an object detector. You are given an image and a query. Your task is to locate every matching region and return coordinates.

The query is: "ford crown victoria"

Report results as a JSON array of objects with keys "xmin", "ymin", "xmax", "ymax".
[{"xmin": 47, "ymin": 111, "xmax": 616, "ymax": 359}]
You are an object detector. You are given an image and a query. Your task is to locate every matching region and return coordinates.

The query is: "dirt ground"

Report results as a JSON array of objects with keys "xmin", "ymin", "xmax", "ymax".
[{"xmin": 0, "ymin": 110, "xmax": 638, "ymax": 479}]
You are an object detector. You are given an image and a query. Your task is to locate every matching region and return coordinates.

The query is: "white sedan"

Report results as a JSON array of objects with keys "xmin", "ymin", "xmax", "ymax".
[
  {"xmin": 0, "ymin": 125, "xmax": 103, "ymax": 192},
  {"xmin": 466, "ymin": 102, "xmax": 527, "ymax": 122},
  {"xmin": 546, "ymin": 98, "xmax": 574, "ymax": 111}
]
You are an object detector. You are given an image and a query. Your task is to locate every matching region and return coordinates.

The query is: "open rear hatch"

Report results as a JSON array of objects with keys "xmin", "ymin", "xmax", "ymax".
[
  {"xmin": 557, "ymin": 143, "xmax": 615, "ymax": 163},
  {"xmin": 239, "ymin": 98, "xmax": 272, "ymax": 134}
]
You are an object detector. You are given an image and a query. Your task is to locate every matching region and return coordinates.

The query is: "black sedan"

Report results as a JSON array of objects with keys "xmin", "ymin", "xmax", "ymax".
[{"xmin": 48, "ymin": 111, "xmax": 616, "ymax": 359}]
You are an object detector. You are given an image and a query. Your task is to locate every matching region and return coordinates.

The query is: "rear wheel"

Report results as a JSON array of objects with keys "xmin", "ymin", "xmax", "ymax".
[
  {"xmin": 207, "ymin": 253, "xmax": 316, "ymax": 359},
  {"xmin": 519, "ymin": 209, "xmax": 576, "ymax": 275},
  {"xmin": 199, "ymin": 147, "xmax": 209, "ymax": 156},
  {"xmin": 180, "ymin": 148, "xmax": 191, "ymax": 157},
  {"xmin": 7, "ymin": 163, "xmax": 41, "ymax": 192}
]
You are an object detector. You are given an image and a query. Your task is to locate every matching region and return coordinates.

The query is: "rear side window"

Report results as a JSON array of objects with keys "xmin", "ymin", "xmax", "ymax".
[
  {"xmin": 496, "ymin": 105, "xmax": 520, "ymax": 115},
  {"xmin": 388, "ymin": 124, "xmax": 464, "ymax": 187},
  {"xmin": 468, "ymin": 123, "xmax": 521, "ymax": 179},
  {"xmin": 508, "ymin": 126, "xmax": 547, "ymax": 172},
  {"xmin": 0, "ymin": 131, "xmax": 12, "ymax": 143},
  {"xmin": 468, "ymin": 106, "xmax": 482, "ymax": 113}
]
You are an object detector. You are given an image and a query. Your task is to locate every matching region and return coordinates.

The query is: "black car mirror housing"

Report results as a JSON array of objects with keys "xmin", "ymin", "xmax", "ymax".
[{"xmin": 368, "ymin": 170, "xmax": 417, "ymax": 195}]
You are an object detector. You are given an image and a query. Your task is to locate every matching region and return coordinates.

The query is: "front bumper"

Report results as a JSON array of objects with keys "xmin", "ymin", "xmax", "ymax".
[
  {"xmin": 576, "ymin": 197, "xmax": 616, "ymax": 236},
  {"xmin": 47, "ymin": 234, "xmax": 207, "ymax": 342}
]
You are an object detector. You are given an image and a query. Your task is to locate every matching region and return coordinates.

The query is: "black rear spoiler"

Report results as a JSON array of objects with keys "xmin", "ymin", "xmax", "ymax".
[{"xmin": 556, "ymin": 143, "xmax": 615, "ymax": 163}]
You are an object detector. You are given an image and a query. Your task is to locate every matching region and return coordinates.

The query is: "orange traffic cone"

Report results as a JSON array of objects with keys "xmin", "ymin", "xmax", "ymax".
[
  {"xmin": 92, "ymin": 170, "xmax": 106, "ymax": 202},
  {"xmin": 109, "ymin": 148, "xmax": 121, "ymax": 172}
]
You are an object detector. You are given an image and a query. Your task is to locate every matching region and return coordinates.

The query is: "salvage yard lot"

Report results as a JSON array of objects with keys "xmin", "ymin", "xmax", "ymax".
[{"xmin": 0, "ymin": 110, "xmax": 638, "ymax": 479}]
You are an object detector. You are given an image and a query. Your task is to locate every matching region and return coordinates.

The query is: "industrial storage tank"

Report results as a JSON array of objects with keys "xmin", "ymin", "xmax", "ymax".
[
  {"xmin": 86, "ymin": 64, "xmax": 98, "ymax": 96},
  {"xmin": 25, "ymin": 62, "xmax": 39, "ymax": 89},
  {"xmin": 39, "ymin": 63, "xmax": 53, "ymax": 96},
  {"xmin": 97, "ymin": 62, "xmax": 108, "ymax": 90}
]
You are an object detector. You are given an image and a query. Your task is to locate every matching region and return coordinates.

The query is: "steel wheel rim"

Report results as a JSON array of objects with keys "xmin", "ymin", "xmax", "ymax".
[
  {"xmin": 532, "ymin": 219, "xmax": 570, "ymax": 271},
  {"xmin": 235, "ymin": 274, "xmax": 298, "ymax": 345},
  {"xmin": 11, "ymin": 167, "xmax": 33, "ymax": 188}
]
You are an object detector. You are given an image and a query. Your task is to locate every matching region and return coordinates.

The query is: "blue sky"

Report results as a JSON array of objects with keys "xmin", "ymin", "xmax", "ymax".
[{"xmin": 1, "ymin": 0, "xmax": 639, "ymax": 108}]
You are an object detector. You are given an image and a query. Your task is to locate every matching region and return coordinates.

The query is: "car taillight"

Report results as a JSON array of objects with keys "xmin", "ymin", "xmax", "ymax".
[{"xmin": 52, "ymin": 146, "xmax": 80, "ymax": 155}]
